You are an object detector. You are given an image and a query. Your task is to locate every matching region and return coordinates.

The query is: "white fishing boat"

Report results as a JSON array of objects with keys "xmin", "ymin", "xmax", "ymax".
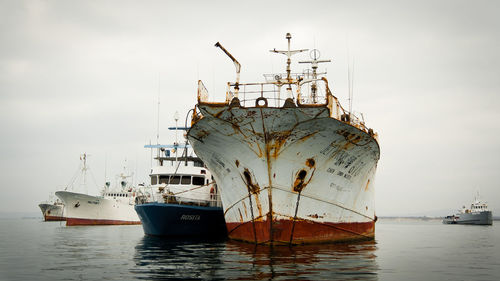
[
  {"xmin": 38, "ymin": 195, "xmax": 65, "ymax": 221},
  {"xmin": 187, "ymin": 34, "xmax": 380, "ymax": 244},
  {"xmin": 56, "ymin": 157, "xmax": 143, "ymax": 226}
]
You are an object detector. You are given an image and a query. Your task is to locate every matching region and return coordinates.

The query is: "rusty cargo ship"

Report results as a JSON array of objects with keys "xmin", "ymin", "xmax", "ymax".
[{"xmin": 187, "ymin": 33, "xmax": 380, "ymax": 245}]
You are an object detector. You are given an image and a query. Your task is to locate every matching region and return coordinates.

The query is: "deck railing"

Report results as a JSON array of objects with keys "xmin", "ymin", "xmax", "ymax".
[
  {"xmin": 197, "ymin": 78, "xmax": 377, "ymax": 137},
  {"xmin": 162, "ymin": 193, "xmax": 223, "ymax": 208},
  {"xmin": 139, "ymin": 183, "xmax": 223, "ymax": 208}
]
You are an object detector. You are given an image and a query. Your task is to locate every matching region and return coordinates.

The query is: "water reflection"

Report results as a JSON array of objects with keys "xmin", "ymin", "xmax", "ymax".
[
  {"xmin": 132, "ymin": 236, "xmax": 227, "ymax": 280},
  {"xmin": 226, "ymin": 240, "xmax": 378, "ymax": 280},
  {"xmin": 132, "ymin": 236, "xmax": 378, "ymax": 280}
]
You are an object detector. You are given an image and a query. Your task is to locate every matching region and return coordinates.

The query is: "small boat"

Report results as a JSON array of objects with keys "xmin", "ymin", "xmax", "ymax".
[
  {"xmin": 134, "ymin": 128, "xmax": 226, "ymax": 238},
  {"xmin": 56, "ymin": 156, "xmax": 143, "ymax": 226},
  {"xmin": 442, "ymin": 215, "xmax": 459, "ymax": 224},
  {"xmin": 38, "ymin": 195, "xmax": 65, "ymax": 221},
  {"xmin": 443, "ymin": 195, "xmax": 493, "ymax": 225}
]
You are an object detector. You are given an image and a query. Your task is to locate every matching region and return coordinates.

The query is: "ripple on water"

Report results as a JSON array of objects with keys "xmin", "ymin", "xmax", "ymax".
[{"xmin": 131, "ymin": 236, "xmax": 378, "ymax": 280}]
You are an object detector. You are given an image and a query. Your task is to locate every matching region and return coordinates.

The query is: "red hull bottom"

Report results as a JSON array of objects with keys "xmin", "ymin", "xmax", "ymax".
[
  {"xmin": 226, "ymin": 218, "xmax": 375, "ymax": 245},
  {"xmin": 44, "ymin": 215, "xmax": 66, "ymax": 222},
  {"xmin": 66, "ymin": 217, "xmax": 141, "ymax": 226}
]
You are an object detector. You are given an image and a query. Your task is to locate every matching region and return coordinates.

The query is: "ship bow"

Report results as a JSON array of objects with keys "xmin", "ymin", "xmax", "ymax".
[{"xmin": 188, "ymin": 104, "xmax": 380, "ymax": 244}]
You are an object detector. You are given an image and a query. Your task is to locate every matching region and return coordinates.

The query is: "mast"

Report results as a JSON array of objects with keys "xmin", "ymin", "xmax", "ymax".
[
  {"xmin": 157, "ymin": 73, "xmax": 160, "ymax": 145},
  {"xmin": 81, "ymin": 153, "xmax": 88, "ymax": 194},
  {"xmin": 270, "ymin": 33, "xmax": 308, "ymax": 83},
  {"xmin": 299, "ymin": 49, "xmax": 331, "ymax": 103},
  {"xmin": 104, "ymin": 153, "xmax": 109, "ymax": 190},
  {"xmin": 174, "ymin": 111, "xmax": 179, "ymax": 163},
  {"xmin": 156, "ymin": 73, "xmax": 161, "ymax": 161},
  {"xmin": 348, "ymin": 57, "xmax": 355, "ymax": 115}
]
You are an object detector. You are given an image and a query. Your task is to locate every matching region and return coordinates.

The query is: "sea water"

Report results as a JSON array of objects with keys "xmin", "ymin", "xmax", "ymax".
[{"xmin": 0, "ymin": 217, "xmax": 499, "ymax": 280}]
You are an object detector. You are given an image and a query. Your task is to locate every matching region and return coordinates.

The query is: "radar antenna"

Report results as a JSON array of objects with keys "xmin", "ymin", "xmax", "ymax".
[
  {"xmin": 270, "ymin": 33, "xmax": 308, "ymax": 83},
  {"xmin": 299, "ymin": 49, "xmax": 331, "ymax": 103}
]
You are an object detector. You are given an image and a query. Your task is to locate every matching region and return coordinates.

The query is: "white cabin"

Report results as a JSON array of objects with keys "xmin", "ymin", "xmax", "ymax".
[
  {"xmin": 143, "ymin": 143, "xmax": 220, "ymax": 207},
  {"xmin": 461, "ymin": 200, "xmax": 489, "ymax": 214}
]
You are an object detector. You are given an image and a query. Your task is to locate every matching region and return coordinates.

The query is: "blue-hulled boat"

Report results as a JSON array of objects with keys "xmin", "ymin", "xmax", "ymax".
[
  {"xmin": 135, "ymin": 202, "xmax": 226, "ymax": 237},
  {"xmin": 134, "ymin": 137, "xmax": 227, "ymax": 238}
]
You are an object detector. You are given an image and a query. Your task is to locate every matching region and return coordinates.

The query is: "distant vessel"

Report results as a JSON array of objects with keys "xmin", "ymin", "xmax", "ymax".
[
  {"xmin": 187, "ymin": 34, "xmax": 380, "ymax": 244},
  {"xmin": 38, "ymin": 196, "xmax": 65, "ymax": 221},
  {"xmin": 38, "ymin": 154, "xmax": 91, "ymax": 222},
  {"xmin": 56, "ymin": 156, "xmax": 142, "ymax": 226},
  {"xmin": 443, "ymin": 196, "xmax": 493, "ymax": 225},
  {"xmin": 135, "ymin": 127, "xmax": 226, "ymax": 237}
]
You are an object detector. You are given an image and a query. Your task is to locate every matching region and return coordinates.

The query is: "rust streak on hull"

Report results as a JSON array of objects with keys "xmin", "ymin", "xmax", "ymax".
[
  {"xmin": 226, "ymin": 219, "xmax": 375, "ymax": 245},
  {"xmin": 44, "ymin": 215, "xmax": 66, "ymax": 221},
  {"xmin": 188, "ymin": 35, "xmax": 380, "ymax": 246}
]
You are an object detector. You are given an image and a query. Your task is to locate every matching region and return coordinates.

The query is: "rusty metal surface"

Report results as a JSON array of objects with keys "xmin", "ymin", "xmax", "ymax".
[
  {"xmin": 188, "ymin": 35, "xmax": 379, "ymax": 244},
  {"xmin": 187, "ymin": 103, "xmax": 379, "ymax": 244},
  {"xmin": 226, "ymin": 220, "xmax": 375, "ymax": 245},
  {"xmin": 196, "ymin": 77, "xmax": 377, "ymax": 140}
]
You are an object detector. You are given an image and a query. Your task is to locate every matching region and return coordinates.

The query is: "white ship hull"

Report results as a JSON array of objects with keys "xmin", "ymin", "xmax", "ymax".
[
  {"xmin": 55, "ymin": 191, "xmax": 140, "ymax": 226},
  {"xmin": 188, "ymin": 105, "xmax": 380, "ymax": 244},
  {"xmin": 38, "ymin": 203, "xmax": 65, "ymax": 221}
]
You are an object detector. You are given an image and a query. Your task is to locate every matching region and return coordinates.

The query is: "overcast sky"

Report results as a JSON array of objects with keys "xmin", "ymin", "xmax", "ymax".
[{"xmin": 1, "ymin": 0, "xmax": 499, "ymax": 216}]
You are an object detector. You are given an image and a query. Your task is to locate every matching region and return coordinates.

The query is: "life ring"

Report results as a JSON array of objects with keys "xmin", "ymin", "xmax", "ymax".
[
  {"xmin": 210, "ymin": 186, "xmax": 215, "ymax": 200},
  {"xmin": 255, "ymin": 97, "xmax": 268, "ymax": 107}
]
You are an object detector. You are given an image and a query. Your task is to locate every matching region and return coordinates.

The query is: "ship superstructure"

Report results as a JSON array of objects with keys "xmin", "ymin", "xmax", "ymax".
[
  {"xmin": 135, "ymin": 127, "xmax": 226, "ymax": 237},
  {"xmin": 187, "ymin": 33, "xmax": 380, "ymax": 244}
]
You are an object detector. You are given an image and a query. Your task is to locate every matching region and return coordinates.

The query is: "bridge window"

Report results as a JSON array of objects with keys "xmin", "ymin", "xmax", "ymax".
[
  {"xmin": 181, "ymin": 176, "xmax": 191, "ymax": 185},
  {"xmin": 169, "ymin": 176, "xmax": 180, "ymax": 184},
  {"xmin": 159, "ymin": 175, "xmax": 183, "ymax": 184},
  {"xmin": 151, "ymin": 176, "xmax": 158, "ymax": 185},
  {"xmin": 159, "ymin": 176, "xmax": 169, "ymax": 184},
  {"xmin": 193, "ymin": 176, "xmax": 204, "ymax": 185}
]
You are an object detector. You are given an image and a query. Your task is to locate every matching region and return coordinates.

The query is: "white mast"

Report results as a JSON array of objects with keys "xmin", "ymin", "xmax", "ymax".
[
  {"xmin": 157, "ymin": 73, "xmax": 160, "ymax": 145},
  {"xmin": 104, "ymin": 153, "xmax": 108, "ymax": 190},
  {"xmin": 270, "ymin": 33, "xmax": 308, "ymax": 82},
  {"xmin": 81, "ymin": 153, "xmax": 88, "ymax": 194},
  {"xmin": 299, "ymin": 49, "xmax": 331, "ymax": 103},
  {"xmin": 174, "ymin": 111, "xmax": 179, "ymax": 163}
]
